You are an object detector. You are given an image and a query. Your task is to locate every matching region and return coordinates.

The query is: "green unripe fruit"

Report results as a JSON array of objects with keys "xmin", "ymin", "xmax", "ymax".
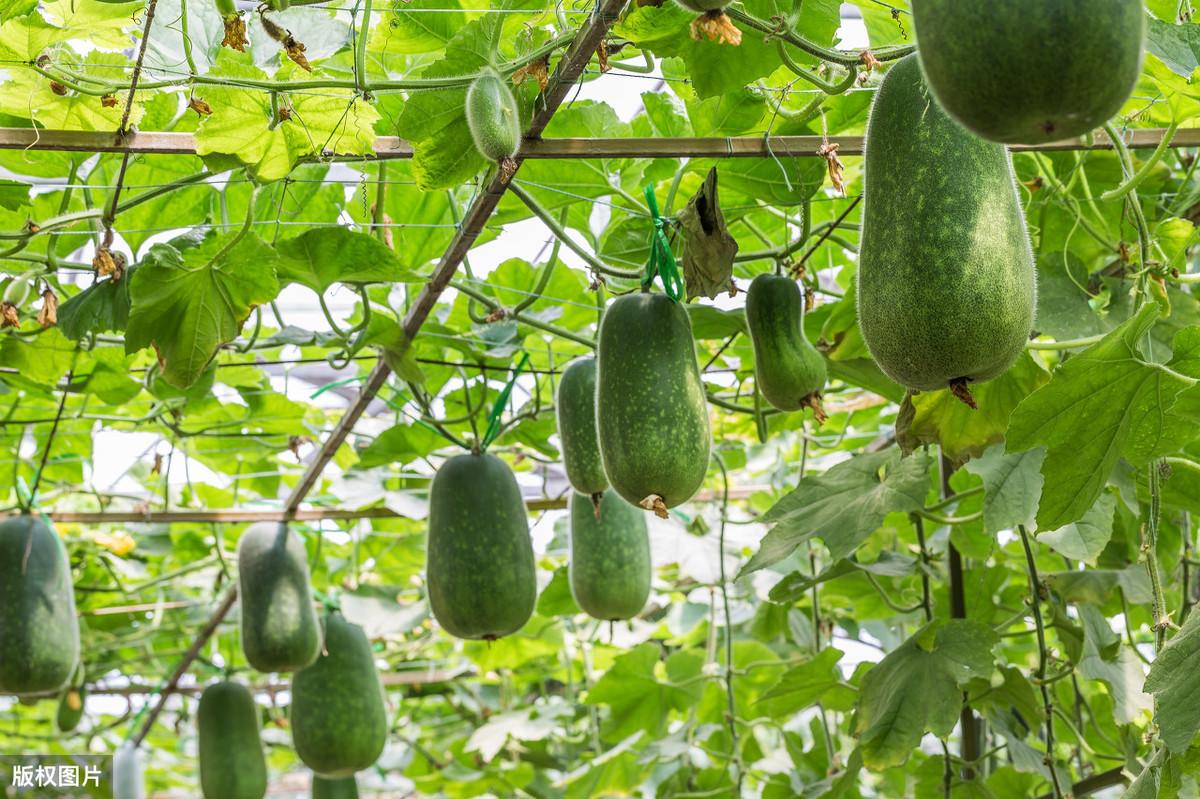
[
  {"xmin": 674, "ymin": 0, "xmax": 727, "ymax": 11},
  {"xmin": 556, "ymin": 357, "xmax": 607, "ymax": 501},
  {"xmin": 198, "ymin": 681, "xmax": 268, "ymax": 799},
  {"xmin": 465, "ymin": 69, "xmax": 521, "ymax": 163},
  {"xmin": 569, "ymin": 491, "xmax": 651, "ymax": 621},
  {"xmin": 238, "ymin": 522, "xmax": 322, "ymax": 673},
  {"xmin": 56, "ymin": 684, "xmax": 86, "ymax": 733},
  {"xmin": 912, "ymin": 0, "xmax": 1145, "ymax": 144},
  {"xmin": 857, "ymin": 55, "xmax": 1036, "ymax": 399},
  {"xmin": 0, "ymin": 515, "xmax": 80, "ymax": 696},
  {"xmin": 426, "ymin": 453, "xmax": 535, "ymax": 640},
  {"xmin": 291, "ymin": 614, "xmax": 388, "ymax": 778},
  {"xmin": 596, "ymin": 293, "xmax": 711, "ymax": 511},
  {"xmin": 745, "ymin": 273, "xmax": 827, "ymax": 417},
  {"xmin": 313, "ymin": 775, "xmax": 359, "ymax": 799}
]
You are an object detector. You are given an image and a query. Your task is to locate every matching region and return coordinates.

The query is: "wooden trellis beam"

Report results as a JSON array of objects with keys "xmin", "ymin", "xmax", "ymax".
[
  {"xmin": 0, "ymin": 487, "xmax": 761, "ymax": 525},
  {"xmin": 281, "ymin": 0, "xmax": 630, "ymax": 515},
  {"xmin": 0, "ymin": 126, "xmax": 1194, "ymax": 160}
]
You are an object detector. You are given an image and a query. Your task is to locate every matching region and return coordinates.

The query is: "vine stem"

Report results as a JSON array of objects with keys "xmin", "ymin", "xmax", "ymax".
[
  {"xmin": 508, "ymin": 183, "xmax": 642, "ymax": 280},
  {"xmin": 1018, "ymin": 525, "xmax": 1066, "ymax": 799},
  {"xmin": 711, "ymin": 451, "xmax": 742, "ymax": 794},
  {"xmin": 1144, "ymin": 459, "xmax": 1173, "ymax": 650},
  {"xmin": 35, "ymin": 32, "xmax": 575, "ymax": 96},
  {"xmin": 449, "ymin": 280, "xmax": 595, "ymax": 348},
  {"xmin": 24, "ymin": 356, "xmax": 77, "ymax": 510},
  {"xmin": 940, "ymin": 451, "xmax": 981, "ymax": 779},
  {"xmin": 725, "ymin": 8, "xmax": 914, "ymax": 67}
]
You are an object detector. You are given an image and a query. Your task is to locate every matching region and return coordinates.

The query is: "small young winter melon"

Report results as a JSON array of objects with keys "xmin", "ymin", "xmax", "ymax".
[{"xmin": 465, "ymin": 69, "xmax": 522, "ymax": 163}]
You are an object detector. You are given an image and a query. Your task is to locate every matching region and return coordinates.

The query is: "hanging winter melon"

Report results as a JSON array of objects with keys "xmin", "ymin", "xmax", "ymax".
[
  {"xmin": 596, "ymin": 293, "xmax": 711, "ymax": 514},
  {"xmin": 912, "ymin": 0, "xmax": 1145, "ymax": 144},
  {"xmin": 426, "ymin": 453, "xmax": 536, "ymax": 640}
]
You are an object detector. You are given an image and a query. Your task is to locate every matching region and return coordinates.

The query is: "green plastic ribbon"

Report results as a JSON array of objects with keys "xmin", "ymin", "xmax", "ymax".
[
  {"xmin": 480, "ymin": 352, "xmax": 531, "ymax": 451},
  {"xmin": 641, "ymin": 185, "xmax": 684, "ymax": 301}
]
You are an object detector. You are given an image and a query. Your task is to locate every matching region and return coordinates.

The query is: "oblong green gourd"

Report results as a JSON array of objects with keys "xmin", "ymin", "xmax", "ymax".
[
  {"xmin": 238, "ymin": 522, "xmax": 322, "ymax": 673},
  {"xmin": 857, "ymin": 55, "xmax": 1036, "ymax": 397},
  {"xmin": 465, "ymin": 69, "xmax": 521, "ymax": 162},
  {"xmin": 426, "ymin": 453, "xmax": 535, "ymax": 639},
  {"xmin": 56, "ymin": 683, "xmax": 86, "ymax": 733},
  {"xmin": 912, "ymin": 0, "xmax": 1145, "ymax": 144},
  {"xmin": 0, "ymin": 515, "xmax": 80, "ymax": 695},
  {"xmin": 198, "ymin": 681, "xmax": 268, "ymax": 799},
  {"xmin": 596, "ymin": 293, "xmax": 711, "ymax": 509},
  {"xmin": 313, "ymin": 775, "xmax": 359, "ymax": 799},
  {"xmin": 569, "ymin": 490, "xmax": 651, "ymax": 621},
  {"xmin": 556, "ymin": 357, "xmax": 608, "ymax": 500},
  {"xmin": 291, "ymin": 614, "xmax": 388, "ymax": 778},
  {"xmin": 745, "ymin": 273, "xmax": 827, "ymax": 414}
]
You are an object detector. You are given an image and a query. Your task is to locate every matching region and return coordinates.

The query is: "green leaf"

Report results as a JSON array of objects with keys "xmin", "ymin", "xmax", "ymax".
[
  {"xmin": 1146, "ymin": 16, "xmax": 1200, "ymax": 76},
  {"xmin": 1038, "ymin": 491, "xmax": 1116, "ymax": 561},
  {"xmin": 355, "ymin": 421, "xmax": 442, "ymax": 469},
  {"xmin": 0, "ymin": 178, "xmax": 29, "ymax": 209},
  {"xmin": 757, "ymin": 647, "xmax": 854, "ymax": 716},
  {"xmin": 741, "ymin": 450, "xmax": 932, "ymax": 574},
  {"xmin": 1007, "ymin": 303, "xmax": 1197, "ymax": 530},
  {"xmin": 1077, "ymin": 605, "xmax": 1152, "ymax": 726},
  {"xmin": 1044, "ymin": 565, "xmax": 1153, "ymax": 606},
  {"xmin": 194, "ymin": 52, "xmax": 379, "ymax": 182},
  {"xmin": 768, "ymin": 550, "xmax": 918, "ymax": 604},
  {"xmin": 585, "ymin": 643, "xmax": 700, "ymax": 743},
  {"xmin": 57, "ymin": 274, "xmax": 133, "ymax": 340},
  {"xmin": 855, "ymin": 620, "xmax": 998, "ymax": 769},
  {"xmin": 535, "ymin": 567, "xmax": 581, "ymax": 617},
  {"xmin": 1145, "ymin": 611, "xmax": 1200, "ymax": 752},
  {"xmin": 125, "ymin": 234, "xmax": 279, "ymax": 389},
  {"xmin": 963, "ymin": 445, "xmax": 1044, "ymax": 536},
  {"xmin": 276, "ymin": 228, "xmax": 420, "ymax": 292},
  {"xmin": 898, "ymin": 352, "xmax": 1049, "ymax": 466}
]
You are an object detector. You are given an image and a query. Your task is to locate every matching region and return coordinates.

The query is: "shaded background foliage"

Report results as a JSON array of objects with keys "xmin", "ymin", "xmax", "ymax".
[{"xmin": 0, "ymin": 0, "xmax": 1199, "ymax": 796}]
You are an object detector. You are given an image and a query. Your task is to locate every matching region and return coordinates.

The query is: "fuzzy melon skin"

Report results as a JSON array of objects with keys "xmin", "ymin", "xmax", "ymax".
[
  {"xmin": 0, "ymin": 515, "xmax": 80, "ymax": 695},
  {"xmin": 857, "ymin": 55, "xmax": 1036, "ymax": 393},
  {"xmin": 238, "ymin": 522, "xmax": 322, "ymax": 673},
  {"xmin": 465, "ymin": 69, "xmax": 521, "ymax": 162},
  {"xmin": 912, "ymin": 0, "xmax": 1145, "ymax": 144},
  {"xmin": 426, "ymin": 453, "xmax": 536, "ymax": 640},
  {"xmin": 596, "ymin": 293, "xmax": 711, "ymax": 509},
  {"xmin": 313, "ymin": 775, "xmax": 359, "ymax": 799},
  {"xmin": 674, "ymin": 0, "xmax": 728, "ymax": 11},
  {"xmin": 198, "ymin": 681, "xmax": 268, "ymax": 799},
  {"xmin": 745, "ymin": 274, "xmax": 827, "ymax": 411},
  {"xmin": 556, "ymin": 357, "xmax": 608, "ymax": 497},
  {"xmin": 291, "ymin": 614, "xmax": 388, "ymax": 778},
  {"xmin": 569, "ymin": 491, "xmax": 651, "ymax": 621}
]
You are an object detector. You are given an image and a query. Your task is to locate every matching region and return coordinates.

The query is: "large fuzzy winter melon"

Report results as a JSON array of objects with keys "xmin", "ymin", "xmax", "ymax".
[
  {"xmin": 857, "ymin": 55, "xmax": 1036, "ymax": 401},
  {"xmin": 569, "ymin": 490, "xmax": 651, "ymax": 621},
  {"xmin": 596, "ymin": 293, "xmax": 711, "ymax": 510},
  {"xmin": 0, "ymin": 515, "xmax": 80, "ymax": 695},
  {"xmin": 238, "ymin": 522, "xmax": 322, "ymax": 673},
  {"xmin": 556, "ymin": 357, "xmax": 608, "ymax": 500},
  {"xmin": 291, "ymin": 613, "xmax": 388, "ymax": 778},
  {"xmin": 198, "ymin": 681, "xmax": 268, "ymax": 799},
  {"xmin": 912, "ymin": 0, "xmax": 1145, "ymax": 144},
  {"xmin": 426, "ymin": 453, "xmax": 535, "ymax": 640}
]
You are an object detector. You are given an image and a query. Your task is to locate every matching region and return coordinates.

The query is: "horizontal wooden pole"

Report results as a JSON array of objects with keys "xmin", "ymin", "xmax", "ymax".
[
  {"xmin": 0, "ymin": 127, "xmax": 1192, "ymax": 161},
  {"xmin": 0, "ymin": 487, "xmax": 763, "ymax": 524},
  {"xmin": 24, "ymin": 666, "xmax": 472, "ymax": 698}
]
